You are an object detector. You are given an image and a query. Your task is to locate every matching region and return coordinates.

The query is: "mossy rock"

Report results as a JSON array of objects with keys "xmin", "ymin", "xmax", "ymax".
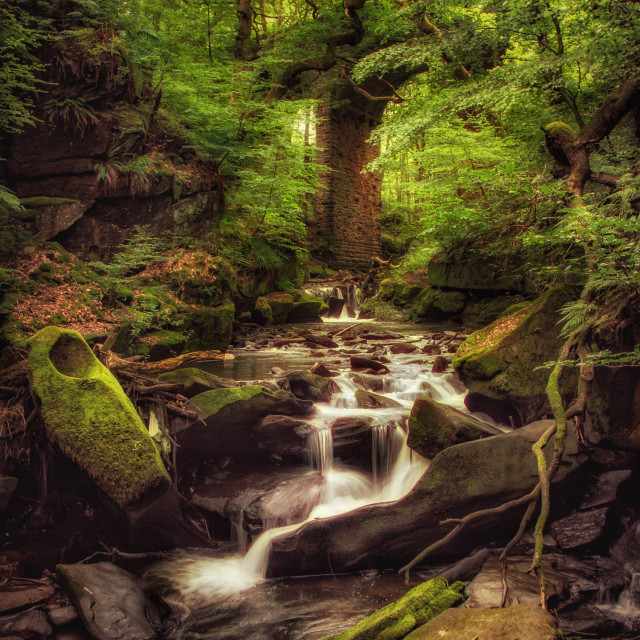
[
  {"xmin": 413, "ymin": 288, "xmax": 466, "ymax": 319},
  {"xmin": 405, "ymin": 603, "xmax": 560, "ymax": 640},
  {"xmin": 461, "ymin": 294, "xmax": 528, "ymax": 326},
  {"xmin": 452, "ymin": 285, "xmax": 578, "ymax": 423},
  {"xmin": 141, "ymin": 330, "xmax": 187, "ymax": 361},
  {"xmin": 251, "ymin": 296, "xmax": 274, "ymax": 326},
  {"xmin": 287, "ymin": 293, "xmax": 328, "ymax": 322},
  {"xmin": 323, "ymin": 578, "xmax": 466, "ymax": 640},
  {"xmin": 157, "ymin": 367, "xmax": 234, "ymax": 397},
  {"xmin": 427, "ymin": 256, "xmax": 525, "ymax": 292},
  {"xmin": 178, "ymin": 385, "xmax": 313, "ymax": 460},
  {"xmin": 183, "ymin": 300, "xmax": 235, "ymax": 351},
  {"xmin": 377, "ymin": 278, "xmax": 397, "ymax": 302},
  {"xmin": 264, "ymin": 292, "xmax": 295, "ymax": 324},
  {"xmin": 408, "ymin": 396, "xmax": 502, "ymax": 458},
  {"xmin": 27, "ymin": 327, "xmax": 170, "ymax": 508}
]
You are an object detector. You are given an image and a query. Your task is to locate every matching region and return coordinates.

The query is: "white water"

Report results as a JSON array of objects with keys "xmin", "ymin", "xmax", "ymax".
[{"xmin": 154, "ymin": 354, "xmax": 468, "ymax": 604}]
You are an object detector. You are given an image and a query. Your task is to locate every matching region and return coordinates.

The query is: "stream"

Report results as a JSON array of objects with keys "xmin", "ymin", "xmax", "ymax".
[{"xmin": 144, "ymin": 316, "xmax": 492, "ymax": 639}]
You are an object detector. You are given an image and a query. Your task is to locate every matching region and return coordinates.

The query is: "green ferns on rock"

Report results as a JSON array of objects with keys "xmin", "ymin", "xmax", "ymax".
[{"xmin": 27, "ymin": 326, "xmax": 170, "ymax": 508}]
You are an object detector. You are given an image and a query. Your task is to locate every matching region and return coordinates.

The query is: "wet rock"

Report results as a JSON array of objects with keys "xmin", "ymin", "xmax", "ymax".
[
  {"xmin": 331, "ymin": 417, "xmax": 374, "ymax": 467},
  {"xmin": 464, "ymin": 392, "xmax": 523, "ymax": 429},
  {"xmin": 408, "ymin": 396, "xmax": 502, "ymax": 459},
  {"xmin": 302, "ymin": 332, "xmax": 339, "ymax": 348},
  {"xmin": 0, "ymin": 609, "xmax": 53, "ymax": 638},
  {"xmin": 465, "ymin": 554, "xmax": 622, "ymax": 609},
  {"xmin": 157, "ymin": 367, "xmax": 235, "ymax": 397},
  {"xmin": 431, "ymin": 356, "xmax": 449, "ymax": 373},
  {"xmin": 0, "ymin": 579, "xmax": 56, "ymax": 614},
  {"xmin": 437, "ymin": 548, "xmax": 491, "ymax": 584},
  {"xmin": 549, "ymin": 507, "xmax": 609, "ymax": 551},
  {"xmin": 181, "ymin": 386, "xmax": 313, "ymax": 461},
  {"xmin": 580, "ymin": 469, "xmax": 633, "ymax": 510},
  {"xmin": 57, "ymin": 563, "xmax": 162, "ymax": 640},
  {"xmin": 350, "ymin": 373, "xmax": 385, "ymax": 392},
  {"xmin": 192, "ymin": 468, "xmax": 322, "ymax": 539},
  {"xmin": 389, "ymin": 343, "xmax": 418, "ymax": 354},
  {"xmin": 421, "ymin": 344, "xmax": 441, "ymax": 355},
  {"xmin": 268, "ymin": 420, "xmax": 585, "ymax": 577},
  {"xmin": 283, "ymin": 370, "xmax": 340, "ymax": 402},
  {"xmin": 326, "ymin": 296, "xmax": 345, "ymax": 318},
  {"xmin": 325, "ymin": 577, "xmax": 465, "ymax": 640},
  {"xmin": 350, "ymin": 356, "xmax": 390, "ymax": 375},
  {"xmin": 48, "ymin": 605, "xmax": 79, "ymax": 627},
  {"xmin": 263, "ymin": 293, "xmax": 295, "ymax": 324},
  {"xmin": 253, "ymin": 415, "xmax": 314, "ymax": 459},
  {"xmin": 406, "ymin": 604, "xmax": 558, "ymax": 640},
  {"xmin": 355, "ymin": 390, "xmax": 402, "ymax": 409},
  {"xmin": 311, "ymin": 362, "xmax": 340, "ymax": 378},
  {"xmin": 453, "ymin": 285, "xmax": 578, "ymax": 425}
]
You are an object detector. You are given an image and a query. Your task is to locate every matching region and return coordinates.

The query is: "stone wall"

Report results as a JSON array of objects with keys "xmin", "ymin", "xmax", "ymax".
[{"xmin": 313, "ymin": 97, "xmax": 384, "ymax": 270}]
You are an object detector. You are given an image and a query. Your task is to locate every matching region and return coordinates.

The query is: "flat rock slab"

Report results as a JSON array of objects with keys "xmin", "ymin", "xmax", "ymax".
[
  {"xmin": 405, "ymin": 604, "xmax": 558, "ymax": 640},
  {"xmin": 550, "ymin": 506, "xmax": 609, "ymax": 550},
  {"xmin": 0, "ymin": 580, "xmax": 55, "ymax": 614},
  {"xmin": 57, "ymin": 563, "xmax": 161, "ymax": 640}
]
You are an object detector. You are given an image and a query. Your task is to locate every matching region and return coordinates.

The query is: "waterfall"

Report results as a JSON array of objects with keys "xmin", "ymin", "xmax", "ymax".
[{"xmin": 308, "ymin": 428, "xmax": 333, "ymax": 476}]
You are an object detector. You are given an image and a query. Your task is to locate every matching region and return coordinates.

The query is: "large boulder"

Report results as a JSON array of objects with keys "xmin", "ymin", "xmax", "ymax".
[
  {"xmin": 182, "ymin": 300, "xmax": 235, "ymax": 352},
  {"xmin": 452, "ymin": 285, "xmax": 578, "ymax": 424},
  {"xmin": 27, "ymin": 327, "xmax": 202, "ymax": 550},
  {"xmin": 178, "ymin": 386, "xmax": 313, "ymax": 461},
  {"xmin": 408, "ymin": 396, "xmax": 502, "ymax": 459},
  {"xmin": 267, "ymin": 420, "xmax": 584, "ymax": 577},
  {"xmin": 413, "ymin": 288, "xmax": 466, "ymax": 320},
  {"xmin": 288, "ymin": 292, "xmax": 328, "ymax": 322},
  {"xmin": 283, "ymin": 370, "xmax": 340, "ymax": 402},
  {"xmin": 57, "ymin": 563, "xmax": 162, "ymax": 640},
  {"xmin": 405, "ymin": 604, "xmax": 559, "ymax": 640},
  {"xmin": 264, "ymin": 292, "xmax": 295, "ymax": 323},
  {"xmin": 27, "ymin": 327, "xmax": 169, "ymax": 509},
  {"xmin": 253, "ymin": 414, "xmax": 314, "ymax": 459},
  {"xmin": 323, "ymin": 577, "xmax": 466, "ymax": 640},
  {"xmin": 427, "ymin": 255, "xmax": 525, "ymax": 291}
]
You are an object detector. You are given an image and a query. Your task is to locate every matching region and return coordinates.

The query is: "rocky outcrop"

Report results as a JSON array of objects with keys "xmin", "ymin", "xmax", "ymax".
[
  {"xmin": 408, "ymin": 396, "xmax": 502, "ymax": 459},
  {"xmin": 453, "ymin": 285, "xmax": 578, "ymax": 424},
  {"xmin": 282, "ymin": 370, "xmax": 340, "ymax": 402},
  {"xmin": 267, "ymin": 420, "xmax": 584, "ymax": 577}
]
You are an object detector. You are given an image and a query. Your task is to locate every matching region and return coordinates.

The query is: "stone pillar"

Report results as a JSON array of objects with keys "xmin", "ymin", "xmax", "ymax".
[{"xmin": 313, "ymin": 97, "xmax": 384, "ymax": 270}]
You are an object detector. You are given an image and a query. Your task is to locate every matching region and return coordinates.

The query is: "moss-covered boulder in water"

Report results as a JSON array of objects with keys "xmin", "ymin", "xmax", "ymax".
[
  {"xmin": 177, "ymin": 385, "xmax": 313, "ymax": 461},
  {"xmin": 452, "ymin": 285, "xmax": 578, "ymax": 424},
  {"xmin": 27, "ymin": 327, "xmax": 170, "ymax": 508},
  {"xmin": 157, "ymin": 367, "xmax": 234, "ymax": 397},
  {"xmin": 288, "ymin": 292, "xmax": 327, "ymax": 322},
  {"xmin": 405, "ymin": 604, "xmax": 559, "ymax": 640},
  {"xmin": 408, "ymin": 396, "xmax": 502, "ymax": 459},
  {"xmin": 183, "ymin": 299, "xmax": 234, "ymax": 351},
  {"xmin": 323, "ymin": 578, "xmax": 466, "ymax": 640}
]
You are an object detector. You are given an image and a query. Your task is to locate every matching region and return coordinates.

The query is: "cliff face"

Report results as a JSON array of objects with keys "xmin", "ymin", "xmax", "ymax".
[{"xmin": 1, "ymin": 17, "xmax": 216, "ymax": 260}]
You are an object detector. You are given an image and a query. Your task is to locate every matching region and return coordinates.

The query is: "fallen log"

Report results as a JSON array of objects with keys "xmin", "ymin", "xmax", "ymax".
[{"xmin": 100, "ymin": 349, "xmax": 233, "ymax": 377}]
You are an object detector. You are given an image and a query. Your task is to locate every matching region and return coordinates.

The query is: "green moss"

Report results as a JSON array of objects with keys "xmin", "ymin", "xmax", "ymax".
[
  {"xmin": 189, "ymin": 385, "xmax": 266, "ymax": 416},
  {"xmin": 183, "ymin": 300, "xmax": 234, "ymax": 351},
  {"xmin": 453, "ymin": 285, "xmax": 578, "ymax": 406},
  {"xmin": 287, "ymin": 292, "xmax": 327, "ymax": 322},
  {"xmin": 252, "ymin": 296, "xmax": 274, "ymax": 325},
  {"xmin": 324, "ymin": 578, "xmax": 466, "ymax": 640},
  {"xmin": 20, "ymin": 196, "xmax": 80, "ymax": 208},
  {"xmin": 27, "ymin": 327, "xmax": 170, "ymax": 508},
  {"xmin": 265, "ymin": 292, "xmax": 295, "ymax": 324},
  {"xmin": 544, "ymin": 121, "xmax": 577, "ymax": 142}
]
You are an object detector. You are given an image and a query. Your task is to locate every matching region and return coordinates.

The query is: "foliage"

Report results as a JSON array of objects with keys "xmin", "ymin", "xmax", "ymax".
[{"xmin": 0, "ymin": 2, "xmax": 44, "ymax": 132}]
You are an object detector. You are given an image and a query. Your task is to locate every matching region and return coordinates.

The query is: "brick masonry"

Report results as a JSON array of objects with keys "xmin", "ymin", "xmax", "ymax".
[{"xmin": 313, "ymin": 100, "xmax": 384, "ymax": 270}]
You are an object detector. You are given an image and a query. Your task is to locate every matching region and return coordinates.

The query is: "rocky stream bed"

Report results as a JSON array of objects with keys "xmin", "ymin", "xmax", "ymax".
[{"xmin": 1, "ymin": 309, "xmax": 640, "ymax": 639}]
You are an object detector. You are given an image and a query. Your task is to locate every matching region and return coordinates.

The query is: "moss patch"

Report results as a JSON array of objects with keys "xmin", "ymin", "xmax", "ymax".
[
  {"xmin": 324, "ymin": 578, "xmax": 466, "ymax": 640},
  {"xmin": 27, "ymin": 327, "xmax": 170, "ymax": 508},
  {"xmin": 183, "ymin": 299, "xmax": 234, "ymax": 351}
]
